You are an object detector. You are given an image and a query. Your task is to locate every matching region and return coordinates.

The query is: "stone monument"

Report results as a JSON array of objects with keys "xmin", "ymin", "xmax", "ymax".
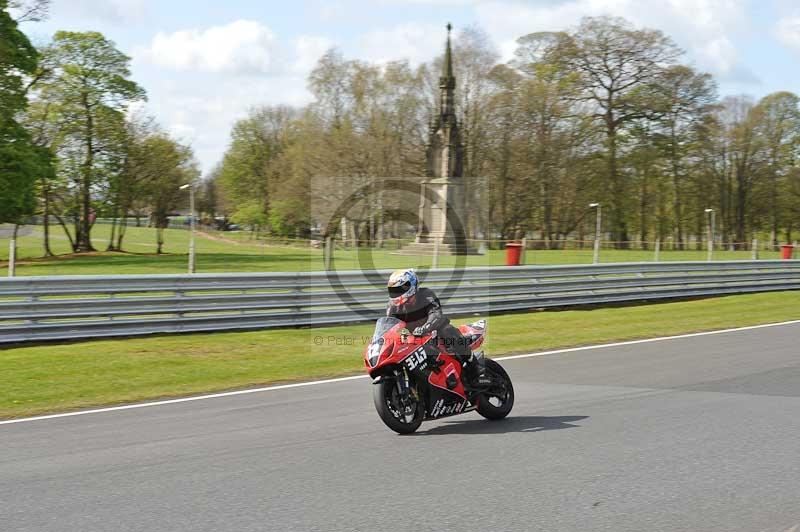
[{"xmin": 403, "ymin": 23, "xmax": 475, "ymax": 255}]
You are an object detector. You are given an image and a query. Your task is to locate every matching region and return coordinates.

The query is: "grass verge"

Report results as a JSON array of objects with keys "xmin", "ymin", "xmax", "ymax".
[
  {"xmin": 1, "ymin": 291, "xmax": 798, "ymax": 419},
  {"xmin": 1, "ymin": 224, "xmax": 780, "ymax": 275}
]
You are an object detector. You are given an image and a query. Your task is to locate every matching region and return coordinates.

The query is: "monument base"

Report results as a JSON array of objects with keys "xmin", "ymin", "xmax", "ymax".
[{"xmin": 397, "ymin": 240, "xmax": 479, "ymax": 256}]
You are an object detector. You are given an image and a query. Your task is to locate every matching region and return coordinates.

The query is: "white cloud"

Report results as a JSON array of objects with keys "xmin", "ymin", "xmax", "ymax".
[
  {"xmin": 51, "ymin": 0, "xmax": 147, "ymax": 24},
  {"xmin": 318, "ymin": 0, "xmax": 348, "ymax": 21},
  {"xmin": 775, "ymin": 15, "xmax": 800, "ymax": 54},
  {"xmin": 141, "ymin": 20, "xmax": 278, "ymax": 75},
  {"xmin": 134, "ymin": 22, "xmax": 330, "ymax": 171},
  {"xmin": 358, "ymin": 23, "xmax": 444, "ymax": 65},
  {"xmin": 376, "ymin": 0, "xmax": 482, "ymax": 4},
  {"xmin": 146, "ymin": 77, "xmax": 312, "ymax": 173},
  {"xmin": 292, "ymin": 35, "xmax": 335, "ymax": 73},
  {"xmin": 696, "ymin": 36, "xmax": 738, "ymax": 76}
]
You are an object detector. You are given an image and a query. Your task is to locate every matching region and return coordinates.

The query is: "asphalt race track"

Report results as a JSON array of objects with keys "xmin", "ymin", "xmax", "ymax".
[{"xmin": 2, "ymin": 322, "xmax": 800, "ymax": 532}]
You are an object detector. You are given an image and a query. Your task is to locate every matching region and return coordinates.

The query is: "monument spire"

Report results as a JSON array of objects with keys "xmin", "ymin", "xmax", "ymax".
[
  {"xmin": 404, "ymin": 22, "xmax": 473, "ymax": 255},
  {"xmin": 441, "ymin": 23, "xmax": 455, "ymax": 87},
  {"xmin": 439, "ymin": 23, "xmax": 456, "ymax": 118}
]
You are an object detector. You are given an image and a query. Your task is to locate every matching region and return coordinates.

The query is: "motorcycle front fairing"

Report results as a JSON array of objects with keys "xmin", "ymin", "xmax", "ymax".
[
  {"xmin": 364, "ymin": 317, "xmax": 413, "ymax": 376},
  {"xmin": 364, "ymin": 318, "xmax": 468, "ymax": 420}
]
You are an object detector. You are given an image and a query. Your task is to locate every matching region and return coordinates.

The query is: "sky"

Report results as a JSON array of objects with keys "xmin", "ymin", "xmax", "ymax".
[{"xmin": 19, "ymin": 0, "xmax": 800, "ymax": 174}]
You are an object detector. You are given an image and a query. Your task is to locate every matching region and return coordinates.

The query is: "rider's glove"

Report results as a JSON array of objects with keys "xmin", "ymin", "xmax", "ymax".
[{"xmin": 412, "ymin": 326, "xmax": 426, "ymax": 336}]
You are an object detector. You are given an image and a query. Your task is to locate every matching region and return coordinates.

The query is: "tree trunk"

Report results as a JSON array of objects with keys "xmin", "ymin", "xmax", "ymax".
[
  {"xmin": 73, "ymin": 215, "xmax": 80, "ymax": 251},
  {"xmin": 695, "ymin": 215, "xmax": 704, "ymax": 251},
  {"xmin": 770, "ymin": 170, "xmax": 779, "ymax": 248},
  {"xmin": 377, "ymin": 184, "xmax": 384, "ymax": 248},
  {"xmin": 53, "ymin": 214, "xmax": 78, "ymax": 252},
  {"xmin": 606, "ymin": 120, "xmax": 628, "ymax": 248},
  {"xmin": 156, "ymin": 226, "xmax": 164, "ymax": 254},
  {"xmin": 639, "ymin": 167, "xmax": 649, "ymax": 250},
  {"xmin": 670, "ymin": 126, "xmax": 684, "ymax": 250},
  {"xmin": 42, "ymin": 181, "xmax": 53, "ymax": 257},
  {"xmin": 107, "ymin": 209, "xmax": 118, "ymax": 251},
  {"xmin": 735, "ymin": 168, "xmax": 747, "ymax": 245},
  {"xmin": 117, "ymin": 215, "xmax": 128, "ymax": 251},
  {"xmin": 76, "ymin": 92, "xmax": 95, "ymax": 252},
  {"xmin": 672, "ymin": 171, "xmax": 684, "ymax": 250}
]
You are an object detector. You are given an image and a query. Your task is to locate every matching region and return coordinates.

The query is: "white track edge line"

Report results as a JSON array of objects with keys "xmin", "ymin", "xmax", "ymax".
[
  {"xmin": 2, "ymin": 318, "xmax": 799, "ymax": 426},
  {"xmin": 494, "ymin": 318, "xmax": 800, "ymax": 361},
  {"xmin": 0, "ymin": 375, "xmax": 368, "ymax": 426}
]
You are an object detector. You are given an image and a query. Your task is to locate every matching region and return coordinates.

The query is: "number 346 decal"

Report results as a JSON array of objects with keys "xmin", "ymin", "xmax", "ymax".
[{"xmin": 404, "ymin": 347, "xmax": 427, "ymax": 371}]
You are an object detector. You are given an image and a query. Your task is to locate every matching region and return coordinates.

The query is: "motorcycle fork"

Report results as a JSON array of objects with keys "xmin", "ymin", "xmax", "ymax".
[{"xmin": 395, "ymin": 368, "xmax": 419, "ymax": 403}]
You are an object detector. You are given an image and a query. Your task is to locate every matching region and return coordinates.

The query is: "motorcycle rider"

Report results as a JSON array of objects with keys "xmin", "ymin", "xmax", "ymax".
[{"xmin": 386, "ymin": 268, "xmax": 490, "ymax": 387}]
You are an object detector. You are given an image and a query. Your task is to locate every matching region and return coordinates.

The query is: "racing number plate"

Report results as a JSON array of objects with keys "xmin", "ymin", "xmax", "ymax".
[{"xmin": 404, "ymin": 347, "xmax": 427, "ymax": 371}]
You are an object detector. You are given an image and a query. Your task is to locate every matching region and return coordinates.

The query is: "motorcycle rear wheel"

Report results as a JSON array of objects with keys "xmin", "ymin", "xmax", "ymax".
[
  {"xmin": 476, "ymin": 359, "xmax": 514, "ymax": 420},
  {"xmin": 373, "ymin": 379, "xmax": 424, "ymax": 434}
]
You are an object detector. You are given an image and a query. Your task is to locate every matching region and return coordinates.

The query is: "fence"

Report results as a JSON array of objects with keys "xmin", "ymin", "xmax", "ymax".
[
  {"xmin": 4, "ymin": 222, "xmax": 796, "ymax": 277},
  {"xmin": 1, "ymin": 260, "xmax": 798, "ymax": 344}
]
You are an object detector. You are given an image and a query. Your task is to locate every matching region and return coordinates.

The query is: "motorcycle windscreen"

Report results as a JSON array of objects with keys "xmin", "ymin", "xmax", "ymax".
[{"xmin": 371, "ymin": 317, "xmax": 403, "ymax": 342}]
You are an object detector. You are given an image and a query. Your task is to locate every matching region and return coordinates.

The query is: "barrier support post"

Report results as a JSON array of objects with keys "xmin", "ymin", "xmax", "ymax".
[
  {"xmin": 324, "ymin": 236, "xmax": 333, "ymax": 270},
  {"xmin": 8, "ymin": 238, "xmax": 15, "ymax": 277}
]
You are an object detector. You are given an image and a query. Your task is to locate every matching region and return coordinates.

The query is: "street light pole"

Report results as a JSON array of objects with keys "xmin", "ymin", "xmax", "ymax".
[
  {"xmin": 705, "ymin": 208, "xmax": 715, "ymax": 262},
  {"xmin": 180, "ymin": 183, "xmax": 196, "ymax": 274},
  {"xmin": 590, "ymin": 203, "xmax": 601, "ymax": 264}
]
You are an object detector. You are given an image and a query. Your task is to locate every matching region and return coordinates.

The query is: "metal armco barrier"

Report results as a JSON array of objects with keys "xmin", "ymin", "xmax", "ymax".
[{"xmin": 1, "ymin": 261, "xmax": 798, "ymax": 344}]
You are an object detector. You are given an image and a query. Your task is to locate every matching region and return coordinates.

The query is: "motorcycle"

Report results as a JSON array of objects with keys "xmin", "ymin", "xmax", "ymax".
[{"xmin": 364, "ymin": 317, "xmax": 514, "ymax": 434}]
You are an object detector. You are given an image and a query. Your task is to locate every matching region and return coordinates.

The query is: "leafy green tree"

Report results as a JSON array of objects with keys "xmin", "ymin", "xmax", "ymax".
[
  {"xmin": 22, "ymin": 62, "xmax": 62, "ymax": 256},
  {"xmin": 230, "ymin": 199, "xmax": 269, "ymax": 233},
  {"xmin": 218, "ymin": 105, "xmax": 296, "ymax": 235},
  {"xmin": 655, "ymin": 66, "xmax": 717, "ymax": 248},
  {"xmin": 141, "ymin": 134, "xmax": 198, "ymax": 253},
  {"xmin": 511, "ymin": 33, "xmax": 594, "ymax": 244},
  {"xmin": 44, "ymin": 31, "xmax": 145, "ymax": 251},
  {"xmin": 0, "ymin": 0, "xmax": 46, "ymax": 227},
  {"xmin": 551, "ymin": 16, "xmax": 682, "ymax": 244},
  {"xmin": 267, "ymin": 198, "xmax": 311, "ymax": 238},
  {"xmin": 750, "ymin": 92, "xmax": 800, "ymax": 246}
]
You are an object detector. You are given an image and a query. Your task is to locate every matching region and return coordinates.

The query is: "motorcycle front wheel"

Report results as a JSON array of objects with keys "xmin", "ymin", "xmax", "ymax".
[
  {"xmin": 373, "ymin": 379, "xmax": 423, "ymax": 434},
  {"xmin": 476, "ymin": 358, "xmax": 514, "ymax": 420}
]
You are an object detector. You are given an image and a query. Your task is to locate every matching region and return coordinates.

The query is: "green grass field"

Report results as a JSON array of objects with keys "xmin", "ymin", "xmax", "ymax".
[
  {"xmin": 1, "ymin": 291, "xmax": 797, "ymax": 419},
  {"xmin": 0, "ymin": 224, "xmax": 780, "ymax": 276}
]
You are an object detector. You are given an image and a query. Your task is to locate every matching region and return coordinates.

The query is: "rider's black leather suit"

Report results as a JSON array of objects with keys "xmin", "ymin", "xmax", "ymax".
[{"xmin": 386, "ymin": 287, "xmax": 471, "ymax": 361}]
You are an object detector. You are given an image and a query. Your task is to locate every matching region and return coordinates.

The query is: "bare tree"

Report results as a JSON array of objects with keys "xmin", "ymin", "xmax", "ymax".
[
  {"xmin": 9, "ymin": 0, "xmax": 49, "ymax": 22},
  {"xmin": 552, "ymin": 16, "xmax": 683, "ymax": 245}
]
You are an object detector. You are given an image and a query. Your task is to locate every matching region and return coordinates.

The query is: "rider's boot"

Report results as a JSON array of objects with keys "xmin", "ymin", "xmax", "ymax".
[{"xmin": 463, "ymin": 351, "xmax": 491, "ymax": 388}]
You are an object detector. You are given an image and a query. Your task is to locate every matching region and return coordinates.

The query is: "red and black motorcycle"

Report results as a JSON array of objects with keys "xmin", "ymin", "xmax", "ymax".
[{"xmin": 364, "ymin": 317, "xmax": 514, "ymax": 434}]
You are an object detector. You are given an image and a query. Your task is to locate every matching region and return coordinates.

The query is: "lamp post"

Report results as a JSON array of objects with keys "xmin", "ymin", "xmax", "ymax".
[
  {"xmin": 704, "ymin": 208, "xmax": 715, "ymax": 262},
  {"xmin": 589, "ymin": 203, "xmax": 601, "ymax": 264},
  {"xmin": 180, "ymin": 183, "xmax": 196, "ymax": 273}
]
